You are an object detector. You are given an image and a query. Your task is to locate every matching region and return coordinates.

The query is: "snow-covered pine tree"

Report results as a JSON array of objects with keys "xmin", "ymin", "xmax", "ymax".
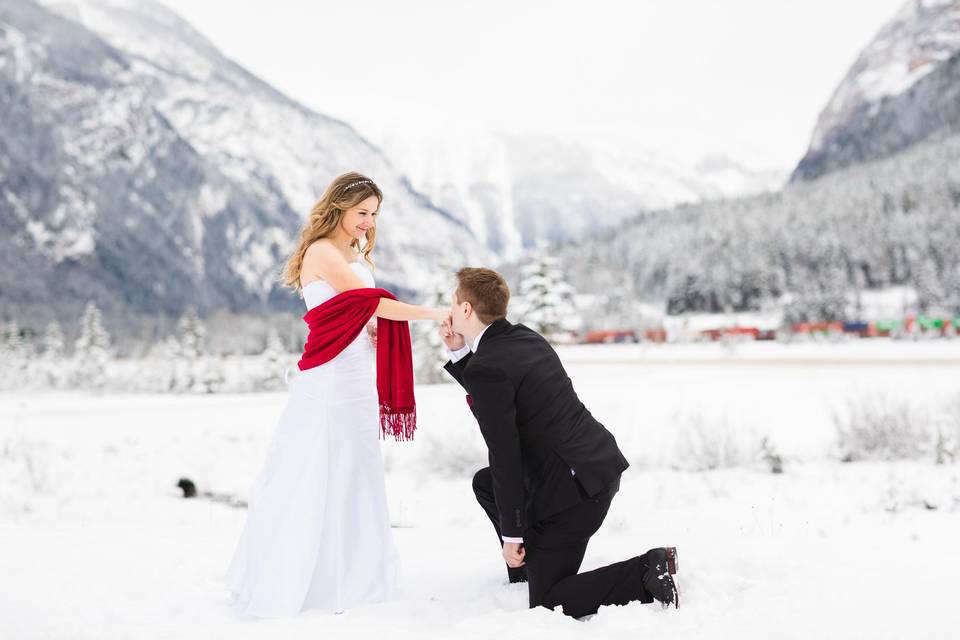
[
  {"xmin": 257, "ymin": 327, "xmax": 289, "ymax": 391},
  {"xmin": 195, "ymin": 355, "xmax": 226, "ymax": 394},
  {"xmin": 42, "ymin": 321, "xmax": 65, "ymax": 358},
  {"xmin": 74, "ymin": 302, "xmax": 112, "ymax": 390},
  {"xmin": 39, "ymin": 320, "xmax": 67, "ymax": 389},
  {"xmin": 174, "ymin": 307, "xmax": 206, "ymax": 392},
  {"xmin": 944, "ymin": 264, "xmax": 960, "ymax": 317},
  {"xmin": 413, "ymin": 282, "xmax": 453, "ymax": 384},
  {"xmin": 176, "ymin": 308, "xmax": 206, "ymax": 360},
  {"xmin": 512, "ymin": 244, "xmax": 581, "ymax": 341},
  {"xmin": 784, "ymin": 247, "xmax": 851, "ymax": 324},
  {"xmin": 0, "ymin": 322, "xmax": 27, "ymax": 389},
  {"xmin": 914, "ymin": 258, "xmax": 945, "ymax": 314}
]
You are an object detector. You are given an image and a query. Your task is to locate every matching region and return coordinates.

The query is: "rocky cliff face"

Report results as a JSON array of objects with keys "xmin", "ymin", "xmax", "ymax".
[
  {"xmin": 792, "ymin": 0, "xmax": 960, "ymax": 181},
  {"xmin": 0, "ymin": 0, "xmax": 489, "ymax": 330}
]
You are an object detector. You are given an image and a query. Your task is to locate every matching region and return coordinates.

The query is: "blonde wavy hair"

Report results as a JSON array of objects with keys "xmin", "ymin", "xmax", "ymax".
[{"xmin": 280, "ymin": 171, "xmax": 382, "ymax": 292}]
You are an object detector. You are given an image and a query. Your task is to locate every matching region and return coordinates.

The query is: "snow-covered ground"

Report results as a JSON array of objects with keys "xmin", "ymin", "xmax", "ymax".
[
  {"xmin": 1, "ymin": 343, "xmax": 958, "ymax": 639},
  {"xmin": 560, "ymin": 337, "xmax": 960, "ymax": 364}
]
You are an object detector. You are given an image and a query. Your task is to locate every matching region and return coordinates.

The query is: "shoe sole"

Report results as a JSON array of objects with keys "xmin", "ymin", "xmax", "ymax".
[
  {"xmin": 665, "ymin": 546, "xmax": 678, "ymax": 575},
  {"xmin": 665, "ymin": 547, "xmax": 679, "ymax": 609}
]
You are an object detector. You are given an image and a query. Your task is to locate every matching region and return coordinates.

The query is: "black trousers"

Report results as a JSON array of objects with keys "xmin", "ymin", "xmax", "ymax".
[{"xmin": 472, "ymin": 467, "xmax": 653, "ymax": 618}]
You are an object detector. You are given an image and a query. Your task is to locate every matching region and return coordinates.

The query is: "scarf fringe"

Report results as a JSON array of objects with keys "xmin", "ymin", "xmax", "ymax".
[{"xmin": 380, "ymin": 405, "xmax": 417, "ymax": 442}]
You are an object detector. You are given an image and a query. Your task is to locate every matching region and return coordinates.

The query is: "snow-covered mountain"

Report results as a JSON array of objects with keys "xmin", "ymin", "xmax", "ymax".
[
  {"xmin": 556, "ymin": 128, "xmax": 960, "ymax": 323},
  {"xmin": 543, "ymin": 0, "xmax": 960, "ymax": 323},
  {"xmin": 0, "ymin": 0, "xmax": 489, "ymax": 330},
  {"xmin": 342, "ymin": 108, "xmax": 784, "ymax": 260},
  {"xmin": 792, "ymin": 0, "xmax": 960, "ymax": 181}
]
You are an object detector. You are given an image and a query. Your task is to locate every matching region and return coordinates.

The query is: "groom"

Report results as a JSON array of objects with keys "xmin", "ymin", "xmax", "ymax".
[{"xmin": 440, "ymin": 268, "xmax": 679, "ymax": 618}]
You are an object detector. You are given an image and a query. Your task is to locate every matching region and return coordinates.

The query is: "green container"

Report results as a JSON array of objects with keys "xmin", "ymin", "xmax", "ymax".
[
  {"xmin": 874, "ymin": 319, "xmax": 902, "ymax": 332},
  {"xmin": 917, "ymin": 316, "xmax": 945, "ymax": 330}
]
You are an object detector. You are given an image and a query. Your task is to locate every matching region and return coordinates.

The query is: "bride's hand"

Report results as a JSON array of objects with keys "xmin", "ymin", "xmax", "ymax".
[
  {"xmin": 440, "ymin": 318, "xmax": 465, "ymax": 350},
  {"xmin": 366, "ymin": 322, "xmax": 377, "ymax": 348},
  {"xmin": 430, "ymin": 308, "xmax": 449, "ymax": 322}
]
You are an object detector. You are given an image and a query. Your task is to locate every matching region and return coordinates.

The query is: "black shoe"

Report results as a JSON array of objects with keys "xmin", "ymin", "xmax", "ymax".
[{"xmin": 642, "ymin": 547, "xmax": 679, "ymax": 608}]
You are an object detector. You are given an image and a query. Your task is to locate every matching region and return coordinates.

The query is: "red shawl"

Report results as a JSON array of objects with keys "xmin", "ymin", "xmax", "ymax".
[{"xmin": 297, "ymin": 287, "xmax": 416, "ymax": 441}]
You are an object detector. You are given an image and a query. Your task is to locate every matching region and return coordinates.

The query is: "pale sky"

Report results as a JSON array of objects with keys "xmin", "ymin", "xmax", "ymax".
[{"xmin": 162, "ymin": 0, "xmax": 907, "ymax": 171}]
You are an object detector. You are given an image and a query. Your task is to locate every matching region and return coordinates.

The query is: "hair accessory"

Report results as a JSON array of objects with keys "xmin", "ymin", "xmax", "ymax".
[{"xmin": 344, "ymin": 179, "xmax": 374, "ymax": 191}]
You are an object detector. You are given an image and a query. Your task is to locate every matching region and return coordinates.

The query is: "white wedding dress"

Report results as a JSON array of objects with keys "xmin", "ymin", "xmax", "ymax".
[{"xmin": 224, "ymin": 258, "xmax": 400, "ymax": 618}]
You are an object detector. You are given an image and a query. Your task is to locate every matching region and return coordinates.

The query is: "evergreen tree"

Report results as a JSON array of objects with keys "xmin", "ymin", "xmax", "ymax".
[
  {"xmin": 413, "ymin": 282, "xmax": 453, "ymax": 384},
  {"xmin": 914, "ymin": 258, "xmax": 944, "ymax": 314},
  {"xmin": 944, "ymin": 264, "xmax": 960, "ymax": 315},
  {"xmin": 74, "ymin": 303, "xmax": 112, "ymax": 389},
  {"xmin": 41, "ymin": 321, "xmax": 65, "ymax": 358},
  {"xmin": 513, "ymin": 244, "xmax": 580, "ymax": 340},
  {"xmin": 0, "ymin": 322, "xmax": 30, "ymax": 389},
  {"xmin": 174, "ymin": 307, "xmax": 206, "ymax": 391},
  {"xmin": 176, "ymin": 307, "xmax": 206, "ymax": 360},
  {"xmin": 39, "ymin": 320, "xmax": 67, "ymax": 389},
  {"xmin": 258, "ymin": 327, "xmax": 289, "ymax": 391}
]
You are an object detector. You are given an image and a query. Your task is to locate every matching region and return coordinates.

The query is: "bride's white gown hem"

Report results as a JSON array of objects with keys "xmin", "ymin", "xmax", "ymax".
[{"xmin": 224, "ymin": 259, "xmax": 400, "ymax": 618}]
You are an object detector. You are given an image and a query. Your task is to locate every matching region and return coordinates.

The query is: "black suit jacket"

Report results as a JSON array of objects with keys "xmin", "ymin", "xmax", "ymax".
[{"xmin": 444, "ymin": 318, "xmax": 629, "ymax": 538}]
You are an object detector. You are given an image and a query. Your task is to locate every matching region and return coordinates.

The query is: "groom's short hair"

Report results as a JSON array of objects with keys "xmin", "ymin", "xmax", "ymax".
[{"xmin": 455, "ymin": 268, "xmax": 509, "ymax": 324}]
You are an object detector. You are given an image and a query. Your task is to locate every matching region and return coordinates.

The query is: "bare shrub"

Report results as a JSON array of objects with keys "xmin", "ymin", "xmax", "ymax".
[
  {"xmin": 833, "ymin": 394, "xmax": 932, "ymax": 462},
  {"xmin": 759, "ymin": 436, "xmax": 784, "ymax": 474},
  {"xmin": 672, "ymin": 412, "xmax": 744, "ymax": 471},
  {"xmin": 935, "ymin": 393, "xmax": 960, "ymax": 464}
]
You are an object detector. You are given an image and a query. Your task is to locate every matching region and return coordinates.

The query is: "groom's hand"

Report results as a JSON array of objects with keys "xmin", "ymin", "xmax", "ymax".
[
  {"xmin": 502, "ymin": 542, "xmax": 525, "ymax": 568},
  {"xmin": 440, "ymin": 317, "xmax": 465, "ymax": 351}
]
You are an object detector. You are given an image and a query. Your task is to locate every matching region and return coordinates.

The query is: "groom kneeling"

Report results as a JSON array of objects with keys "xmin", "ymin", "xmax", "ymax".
[{"xmin": 440, "ymin": 268, "xmax": 679, "ymax": 618}]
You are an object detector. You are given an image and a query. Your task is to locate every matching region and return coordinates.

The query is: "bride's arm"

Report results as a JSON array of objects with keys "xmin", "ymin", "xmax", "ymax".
[
  {"xmin": 304, "ymin": 241, "xmax": 445, "ymax": 322},
  {"xmin": 375, "ymin": 298, "xmax": 445, "ymax": 322}
]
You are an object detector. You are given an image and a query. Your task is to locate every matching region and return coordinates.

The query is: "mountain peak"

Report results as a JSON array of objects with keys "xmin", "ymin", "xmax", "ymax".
[
  {"xmin": 1, "ymin": 0, "xmax": 489, "ymax": 330},
  {"xmin": 792, "ymin": 0, "xmax": 960, "ymax": 181}
]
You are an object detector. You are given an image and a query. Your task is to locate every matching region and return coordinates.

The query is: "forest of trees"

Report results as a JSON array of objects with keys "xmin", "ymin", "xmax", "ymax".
[
  {"xmin": 5, "ymin": 125, "xmax": 959, "ymax": 394},
  {"xmin": 0, "ymin": 303, "xmax": 298, "ymax": 393},
  {"xmin": 561, "ymin": 132, "xmax": 960, "ymax": 324}
]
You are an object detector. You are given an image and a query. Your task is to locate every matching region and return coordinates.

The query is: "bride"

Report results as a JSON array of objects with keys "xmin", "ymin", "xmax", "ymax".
[{"xmin": 224, "ymin": 171, "xmax": 448, "ymax": 618}]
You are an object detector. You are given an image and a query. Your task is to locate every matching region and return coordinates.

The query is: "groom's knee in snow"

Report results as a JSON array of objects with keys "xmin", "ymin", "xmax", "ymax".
[{"xmin": 472, "ymin": 467, "xmax": 491, "ymax": 497}]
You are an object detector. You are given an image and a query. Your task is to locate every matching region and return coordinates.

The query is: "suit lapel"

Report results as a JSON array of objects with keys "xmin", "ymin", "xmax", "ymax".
[{"xmin": 462, "ymin": 319, "xmax": 511, "ymax": 394}]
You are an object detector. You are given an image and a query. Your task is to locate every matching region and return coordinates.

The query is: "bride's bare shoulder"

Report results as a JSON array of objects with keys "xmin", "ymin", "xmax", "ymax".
[
  {"xmin": 302, "ymin": 240, "xmax": 354, "ymax": 286},
  {"xmin": 304, "ymin": 238, "xmax": 343, "ymax": 263}
]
